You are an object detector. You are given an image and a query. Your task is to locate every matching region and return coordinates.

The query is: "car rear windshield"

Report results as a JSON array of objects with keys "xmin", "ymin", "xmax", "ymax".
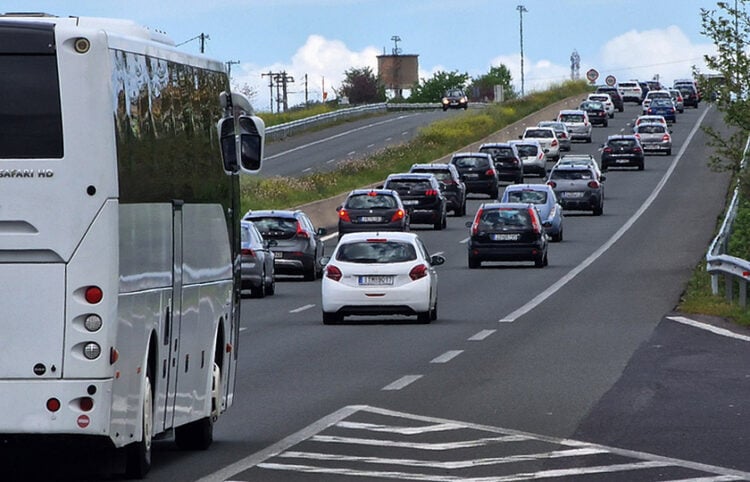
[
  {"xmin": 413, "ymin": 169, "xmax": 451, "ymax": 182},
  {"xmin": 247, "ymin": 217, "xmax": 298, "ymax": 236},
  {"xmin": 336, "ymin": 240, "xmax": 417, "ymax": 263},
  {"xmin": 505, "ymin": 190, "xmax": 547, "ymax": 204},
  {"xmin": 345, "ymin": 193, "xmax": 398, "ymax": 209},
  {"xmin": 637, "ymin": 125, "xmax": 666, "ymax": 134},
  {"xmin": 608, "ymin": 139, "xmax": 638, "ymax": 148},
  {"xmin": 550, "ymin": 169, "xmax": 593, "ymax": 180},
  {"xmin": 386, "ymin": 179, "xmax": 432, "ymax": 192},
  {"xmin": 480, "ymin": 208, "xmax": 531, "ymax": 228},
  {"xmin": 453, "ymin": 156, "xmax": 489, "ymax": 169},
  {"xmin": 480, "ymin": 146, "xmax": 516, "ymax": 158},
  {"xmin": 522, "ymin": 129, "xmax": 553, "ymax": 138},
  {"xmin": 514, "ymin": 144, "xmax": 539, "ymax": 157},
  {"xmin": 559, "ymin": 114, "xmax": 584, "ymax": 122},
  {"xmin": 589, "ymin": 96, "xmax": 608, "ymax": 102}
]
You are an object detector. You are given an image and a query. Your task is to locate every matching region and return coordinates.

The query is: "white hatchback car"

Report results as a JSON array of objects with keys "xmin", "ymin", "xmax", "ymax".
[
  {"xmin": 321, "ymin": 232, "xmax": 444, "ymax": 324},
  {"xmin": 520, "ymin": 126, "xmax": 560, "ymax": 162}
]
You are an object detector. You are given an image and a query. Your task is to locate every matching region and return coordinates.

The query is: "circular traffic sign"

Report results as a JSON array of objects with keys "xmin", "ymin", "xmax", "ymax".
[
  {"xmin": 586, "ymin": 68, "xmax": 599, "ymax": 83},
  {"xmin": 605, "ymin": 75, "xmax": 617, "ymax": 86}
]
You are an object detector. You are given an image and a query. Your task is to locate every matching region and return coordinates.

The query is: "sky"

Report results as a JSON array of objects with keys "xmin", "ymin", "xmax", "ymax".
[{"xmin": 3, "ymin": 0, "xmax": 723, "ymax": 112}]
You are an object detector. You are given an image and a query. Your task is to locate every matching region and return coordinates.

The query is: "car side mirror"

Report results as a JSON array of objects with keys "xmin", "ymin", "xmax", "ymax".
[
  {"xmin": 430, "ymin": 254, "xmax": 446, "ymax": 266},
  {"xmin": 317, "ymin": 227, "xmax": 328, "ymax": 236},
  {"xmin": 319, "ymin": 256, "xmax": 330, "ymax": 266},
  {"xmin": 218, "ymin": 114, "xmax": 265, "ymax": 173},
  {"xmin": 600, "ymin": 175, "xmax": 607, "ymax": 182},
  {"xmin": 336, "ymin": 205, "xmax": 342, "ymax": 212},
  {"xmin": 542, "ymin": 221, "xmax": 552, "ymax": 227},
  {"xmin": 518, "ymin": 135, "xmax": 523, "ymax": 139}
]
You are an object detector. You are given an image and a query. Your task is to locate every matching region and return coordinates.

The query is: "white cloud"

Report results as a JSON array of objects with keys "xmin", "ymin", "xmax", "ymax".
[{"xmin": 232, "ymin": 34, "xmax": 380, "ymax": 112}]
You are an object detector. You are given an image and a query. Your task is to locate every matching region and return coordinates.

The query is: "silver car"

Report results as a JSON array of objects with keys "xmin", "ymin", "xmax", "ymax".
[
  {"xmin": 634, "ymin": 122, "xmax": 673, "ymax": 156},
  {"xmin": 546, "ymin": 164, "xmax": 605, "ymax": 216},
  {"xmin": 240, "ymin": 220, "xmax": 276, "ymax": 297},
  {"xmin": 557, "ymin": 109, "xmax": 592, "ymax": 143}
]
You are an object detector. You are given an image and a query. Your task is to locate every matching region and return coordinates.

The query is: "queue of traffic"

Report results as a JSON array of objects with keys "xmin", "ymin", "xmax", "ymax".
[{"xmin": 244, "ymin": 79, "xmax": 698, "ymax": 325}]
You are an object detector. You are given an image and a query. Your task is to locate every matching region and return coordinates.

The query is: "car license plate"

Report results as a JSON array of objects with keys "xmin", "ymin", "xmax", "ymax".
[
  {"xmin": 358, "ymin": 275, "xmax": 394, "ymax": 286},
  {"xmin": 616, "ymin": 159, "xmax": 630, "ymax": 164},
  {"xmin": 402, "ymin": 200, "xmax": 418, "ymax": 205},
  {"xmin": 464, "ymin": 173, "xmax": 479, "ymax": 178},
  {"xmin": 273, "ymin": 251, "xmax": 283, "ymax": 258},
  {"xmin": 491, "ymin": 233, "xmax": 520, "ymax": 241},
  {"xmin": 562, "ymin": 191, "xmax": 584, "ymax": 198},
  {"xmin": 359, "ymin": 216, "xmax": 382, "ymax": 222}
]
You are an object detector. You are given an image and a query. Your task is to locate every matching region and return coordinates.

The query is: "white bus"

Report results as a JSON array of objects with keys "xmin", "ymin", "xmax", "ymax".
[{"xmin": 0, "ymin": 13, "xmax": 263, "ymax": 478}]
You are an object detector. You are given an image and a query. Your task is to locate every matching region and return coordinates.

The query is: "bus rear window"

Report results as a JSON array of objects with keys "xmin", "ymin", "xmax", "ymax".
[{"xmin": 0, "ymin": 23, "xmax": 63, "ymax": 159}]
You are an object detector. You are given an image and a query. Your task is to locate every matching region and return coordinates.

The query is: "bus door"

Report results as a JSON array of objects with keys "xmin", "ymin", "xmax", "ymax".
[{"xmin": 162, "ymin": 201, "xmax": 184, "ymax": 430}]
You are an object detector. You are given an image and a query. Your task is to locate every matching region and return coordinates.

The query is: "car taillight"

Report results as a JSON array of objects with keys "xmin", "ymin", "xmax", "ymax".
[
  {"xmin": 634, "ymin": 147, "xmax": 642, "ymax": 153},
  {"xmin": 551, "ymin": 139, "xmax": 558, "ymax": 147},
  {"xmin": 603, "ymin": 147, "xmax": 613, "ymax": 153},
  {"xmin": 295, "ymin": 222, "xmax": 309, "ymax": 239},
  {"xmin": 443, "ymin": 179, "xmax": 456, "ymax": 185},
  {"xmin": 338, "ymin": 209, "xmax": 351, "ymax": 223},
  {"xmin": 662, "ymin": 134, "xmax": 671, "ymax": 142},
  {"xmin": 425, "ymin": 189, "xmax": 438, "ymax": 196},
  {"xmin": 391, "ymin": 209, "xmax": 405, "ymax": 222},
  {"xmin": 485, "ymin": 169, "xmax": 495, "ymax": 176},
  {"xmin": 326, "ymin": 265, "xmax": 342, "ymax": 281},
  {"xmin": 471, "ymin": 208, "xmax": 483, "ymax": 235},
  {"xmin": 85, "ymin": 286, "xmax": 103, "ymax": 304},
  {"xmin": 528, "ymin": 208, "xmax": 542, "ymax": 234},
  {"xmin": 634, "ymin": 134, "xmax": 641, "ymax": 140},
  {"xmin": 409, "ymin": 264, "xmax": 428, "ymax": 281},
  {"xmin": 588, "ymin": 180, "xmax": 600, "ymax": 189},
  {"xmin": 241, "ymin": 248, "xmax": 256, "ymax": 258}
]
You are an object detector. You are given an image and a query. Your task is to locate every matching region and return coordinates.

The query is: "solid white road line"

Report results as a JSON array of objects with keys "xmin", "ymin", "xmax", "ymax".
[
  {"xmin": 498, "ymin": 106, "xmax": 711, "ymax": 323},
  {"xmin": 382, "ymin": 375, "xmax": 422, "ymax": 391},
  {"xmin": 667, "ymin": 315, "xmax": 750, "ymax": 342},
  {"xmin": 430, "ymin": 350, "xmax": 463, "ymax": 364}
]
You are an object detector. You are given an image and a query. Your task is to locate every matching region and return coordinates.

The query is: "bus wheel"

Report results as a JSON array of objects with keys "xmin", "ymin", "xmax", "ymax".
[
  {"xmin": 175, "ymin": 362, "xmax": 219, "ymax": 450},
  {"xmin": 125, "ymin": 371, "xmax": 153, "ymax": 478}
]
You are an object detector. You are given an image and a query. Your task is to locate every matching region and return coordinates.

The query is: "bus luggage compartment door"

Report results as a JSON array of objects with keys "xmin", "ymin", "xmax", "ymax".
[{"xmin": 0, "ymin": 264, "xmax": 65, "ymax": 378}]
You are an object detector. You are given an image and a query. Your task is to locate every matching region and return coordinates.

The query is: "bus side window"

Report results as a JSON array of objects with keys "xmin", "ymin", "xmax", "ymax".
[{"xmin": 218, "ymin": 115, "xmax": 264, "ymax": 173}]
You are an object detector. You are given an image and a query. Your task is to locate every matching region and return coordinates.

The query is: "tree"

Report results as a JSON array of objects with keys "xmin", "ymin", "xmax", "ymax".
[
  {"xmin": 408, "ymin": 70, "xmax": 470, "ymax": 103},
  {"xmin": 698, "ymin": 0, "xmax": 750, "ymax": 189},
  {"xmin": 338, "ymin": 67, "xmax": 385, "ymax": 104},
  {"xmin": 466, "ymin": 65, "xmax": 516, "ymax": 102}
]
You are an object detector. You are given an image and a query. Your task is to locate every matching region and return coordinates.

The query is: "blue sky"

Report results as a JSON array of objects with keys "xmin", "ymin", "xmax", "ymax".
[{"xmin": 4, "ymin": 1, "xmax": 719, "ymax": 111}]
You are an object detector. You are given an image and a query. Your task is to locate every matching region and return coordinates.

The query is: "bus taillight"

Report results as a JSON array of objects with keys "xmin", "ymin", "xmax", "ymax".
[
  {"xmin": 85, "ymin": 286, "xmax": 103, "ymax": 304},
  {"xmin": 46, "ymin": 398, "xmax": 61, "ymax": 412},
  {"xmin": 79, "ymin": 397, "xmax": 94, "ymax": 412}
]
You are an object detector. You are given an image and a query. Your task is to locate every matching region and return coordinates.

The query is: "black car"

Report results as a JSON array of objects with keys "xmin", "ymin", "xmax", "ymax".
[
  {"xmin": 442, "ymin": 88, "xmax": 468, "ymax": 111},
  {"xmin": 678, "ymin": 85, "xmax": 700, "ymax": 108},
  {"xmin": 600, "ymin": 135, "xmax": 645, "ymax": 171},
  {"xmin": 383, "ymin": 173, "xmax": 448, "ymax": 230},
  {"xmin": 478, "ymin": 142, "xmax": 524, "ymax": 184},
  {"xmin": 409, "ymin": 163, "xmax": 467, "ymax": 216},
  {"xmin": 466, "ymin": 202, "xmax": 548, "ymax": 268},
  {"xmin": 244, "ymin": 209, "xmax": 327, "ymax": 281},
  {"xmin": 579, "ymin": 100, "xmax": 608, "ymax": 127},
  {"xmin": 596, "ymin": 85, "xmax": 625, "ymax": 112},
  {"xmin": 450, "ymin": 152, "xmax": 499, "ymax": 198},
  {"xmin": 337, "ymin": 189, "xmax": 409, "ymax": 238}
]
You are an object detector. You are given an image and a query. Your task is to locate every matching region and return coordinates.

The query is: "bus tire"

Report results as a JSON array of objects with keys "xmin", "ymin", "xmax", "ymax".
[
  {"xmin": 175, "ymin": 362, "xmax": 219, "ymax": 450},
  {"xmin": 125, "ymin": 370, "xmax": 153, "ymax": 479}
]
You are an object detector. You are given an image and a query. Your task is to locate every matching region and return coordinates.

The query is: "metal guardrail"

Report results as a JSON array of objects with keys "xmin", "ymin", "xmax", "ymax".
[
  {"xmin": 705, "ymin": 135, "xmax": 750, "ymax": 306},
  {"xmin": 264, "ymin": 102, "xmax": 483, "ymax": 141}
]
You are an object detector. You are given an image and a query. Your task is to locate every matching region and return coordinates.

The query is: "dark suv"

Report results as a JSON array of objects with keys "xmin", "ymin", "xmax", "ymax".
[
  {"xmin": 243, "ymin": 210, "xmax": 327, "ymax": 281},
  {"xmin": 595, "ymin": 85, "xmax": 624, "ymax": 112},
  {"xmin": 677, "ymin": 85, "xmax": 700, "ymax": 108},
  {"xmin": 579, "ymin": 100, "xmax": 608, "ymax": 127},
  {"xmin": 466, "ymin": 202, "xmax": 549, "ymax": 268},
  {"xmin": 478, "ymin": 142, "xmax": 524, "ymax": 184},
  {"xmin": 383, "ymin": 173, "xmax": 448, "ymax": 230},
  {"xmin": 450, "ymin": 152, "xmax": 499, "ymax": 199},
  {"xmin": 409, "ymin": 163, "xmax": 467, "ymax": 216},
  {"xmin": 600, "ymin": 135, "xmax": 645, "ymax": 171},
  {"xmin": 337, "ymin": 189, "xmax": 409, "ymax": 238}
]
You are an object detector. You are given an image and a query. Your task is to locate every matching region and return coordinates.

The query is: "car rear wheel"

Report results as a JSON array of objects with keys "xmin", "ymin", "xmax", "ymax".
[
  {"xmin": 638, "ymin": 162, "xmax": 645, "ymax": 171},
  {"xmin": 266, "ymin": 272, "xmax": 275, "ymax": 295},
  {"xmin": 303, "ymin": 264, "xmax": 317, "ymax": 281},
  {"xmin": 468, "ymin": 255, "xmax": 481, "ymax": 269},
  {"xmin": 490, "ymin": 186, "xmax": 499, "ymax": 199},
  {"xmin": 534, "ymin": 252, "xmax": 548, "ymax": 268},
  {"xmin": 253, "ymin": 269, "xmax": 267, "ymax": 298},
  {"xmin": 552, "ymin": 228, "xmax": 563, "ymax": 242},
  {"xmin": 586, "ymin": 136, "xmax": 592, "ymax": 143},
  {"xmin": 593, "ymin": 204, "xmax": 603, "ymax": 216},
  {"xmin": 417, "ymin": 309, "xmax": 432, "ymax": 324},
  {"xmin": 666, "ymin": 149, "xmax": 672, "ymax": 156}
]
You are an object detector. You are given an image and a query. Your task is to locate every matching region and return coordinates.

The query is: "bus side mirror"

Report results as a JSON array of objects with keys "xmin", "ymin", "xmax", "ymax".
[{"xmin": 218, "ymin": 115, "xmax": 265, "ymax": 173}]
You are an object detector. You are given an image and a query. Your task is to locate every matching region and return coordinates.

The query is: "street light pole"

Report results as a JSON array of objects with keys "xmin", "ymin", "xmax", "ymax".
[{"xmin": 517, "ymin": 5, "xmax": 528, "ymax": 97}]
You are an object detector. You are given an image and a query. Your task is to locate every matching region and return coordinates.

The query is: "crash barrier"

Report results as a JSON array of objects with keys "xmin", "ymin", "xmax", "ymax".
[{"xmin": 706, "ymin": 135, "xmax": 750, "ymax": 306}]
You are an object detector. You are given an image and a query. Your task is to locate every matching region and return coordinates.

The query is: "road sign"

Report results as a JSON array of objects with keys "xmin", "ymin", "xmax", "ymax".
[
  {"xmin": 586, "ymin": 68, "xmax": 599, "ymax": 83},
  {"xmin": 605, "ymin": 75, "xmax": 617, "ymax": 86}
]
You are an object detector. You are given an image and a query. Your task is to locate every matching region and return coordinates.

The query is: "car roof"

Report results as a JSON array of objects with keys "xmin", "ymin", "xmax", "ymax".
[
  {"xmin": 386, "ymin": 172, "xmax": 435, "ymax": 180},
  {"xmin": 338, "ymin": 231, "xmax": 420, "ymax": 243},
  {"xmin": 606, "ymin": 134, "xmax": 638, "ymax": 140},
  {"xmin": 559, "ymin": 109, "xmax": 587, "ymax": 115},
  {"xmin": 411, "ymin": 163, "xmax": 453, "ymax": 170},
  {"xmin": 347, "ymin": 188, "xmax": 399, "ymax": 196},
  {"xmin": 509, "ymin": 139, "xmax": 542, "ymax": 146},
  {"xmin": 479, "ymin": 202, "xmax": 536, "ymax": 211},
  {"xmin": 244, "ymin": 209, "xmax": 302, "ymax": 219},
  {"xmin": 504, "ymin": 183, "xmax": 553, "ymax": 192},
  {"xmin": 452, "ymin": 152, "xmax": 492, "ymax": 158},
  {"xmin": 550, "ymin": 164, "xmax": 596, "ymax": 171},
  {"xmin": 479, "ymin": 141, "xmax": 516, "ymax": 147}
]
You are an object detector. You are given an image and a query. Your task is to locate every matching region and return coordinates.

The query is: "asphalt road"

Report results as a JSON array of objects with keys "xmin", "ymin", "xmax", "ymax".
[{"xmin": 48, "ymin": 100, "xmax": 747, "ymax": 481}]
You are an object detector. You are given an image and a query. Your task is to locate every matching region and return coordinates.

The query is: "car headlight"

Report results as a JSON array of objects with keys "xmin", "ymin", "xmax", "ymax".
[
  {"xmin": 442, "ymin": 98, "xmax": 449, "ymax": 104},
  {"xmin": 460, "ymin": 98, "xmax": 467, "ymax": 103}
]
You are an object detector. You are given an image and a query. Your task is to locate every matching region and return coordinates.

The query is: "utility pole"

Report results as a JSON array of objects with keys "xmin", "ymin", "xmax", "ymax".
[
  {"xmin": 261, "ymin": 71, "xmax": 276, "ymax": 112},
  {"xmin": 517, "ymin": 5, "xmax": 528, "ymax": 96},
  {"xmin": 304, "ymin": 74, "xmax": 309, "ymax": 106},
  {"xmin": 273, "ymin": 71, "xmax": 294, "ymax": 112},
  {"xmin": 176, "ymin": 33, "xmax": 211, "ymax": 54}
]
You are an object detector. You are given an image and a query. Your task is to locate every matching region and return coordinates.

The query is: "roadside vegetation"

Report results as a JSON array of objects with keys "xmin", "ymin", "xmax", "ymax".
[
  {"xmin": 240, "ymin": 80, "xmax": 591, "ymax": 211},
  {"xmin": 676, "ymin": 0, "xmax": 750, "ymax": 326}
]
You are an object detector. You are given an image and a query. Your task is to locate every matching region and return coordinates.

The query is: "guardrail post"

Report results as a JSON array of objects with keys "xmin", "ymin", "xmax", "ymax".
[
  {"xmin": 725, "ymin": 273, "xmax": 733, "ymax": 302},
  {"xmin": 711, "ymin": 273, "xmax": 720, "ymax": 295},
  {"xmin": 740, "ymin": 279, "xmax": 747, "ymax": 308}
]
